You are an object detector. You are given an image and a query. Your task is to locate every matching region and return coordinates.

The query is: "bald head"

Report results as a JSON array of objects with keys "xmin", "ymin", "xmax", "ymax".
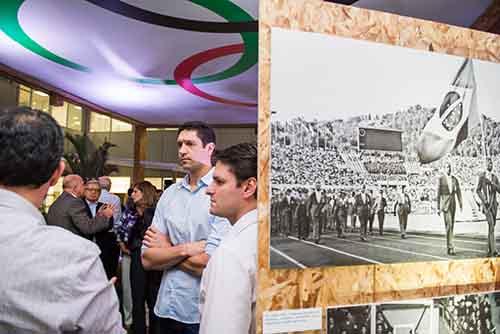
[
  {"xmin": 63, "ymin": 174, "xmax": 84, "ymax": 197},
  {"xmin": 98, "ymin": 176, "xmax": 112, "ymax": 191}
]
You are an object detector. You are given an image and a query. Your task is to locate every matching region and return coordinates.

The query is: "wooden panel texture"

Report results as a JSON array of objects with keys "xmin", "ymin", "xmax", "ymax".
[{"xmin": 257, "ymin": 1, "xmax": 500, "ymax": 333}]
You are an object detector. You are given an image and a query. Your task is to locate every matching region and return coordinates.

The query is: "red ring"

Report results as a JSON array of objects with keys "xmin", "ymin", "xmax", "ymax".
[{"xmin": 174, "ymin": 44, "xmax": 257, "ymax": 107}]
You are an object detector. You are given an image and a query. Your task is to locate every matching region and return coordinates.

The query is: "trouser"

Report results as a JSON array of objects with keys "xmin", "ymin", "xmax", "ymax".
[
  {"xmin": 159, "ymin": 318, "xmax": 200, "ymax": 334},
  {"xmin": 121, "ymin": 254, "xmax": 133, "ymax": 327},
  {"xmin": 284, "ymin": 210, "xmax": 292, "ymax": 235},
  {"xmin": 398, "ymin": 212, "xmax": 408, "ymax": 235},
  {"xmin": 486, "ymin": 210, "xmax": 497, "ymax": 254},
  {"xmin": 95, "ymin": 231, "xmax": 120, "ymax": 280},
  {"xmin": 350, "ymin": 214, "xmax": 357, "ymax": 230},
  {"xmin": 368, "ymin": 212, "xmax": 375, "ymax": 233},
  {"xmin": 377, "ymin": 211, "xmax": 385, "ymax": 235},
  {"xmin": 330, "ymin": 215, "xmax": 337, "ymax": 231},
  {"xmin": 359, "ymin": 214, "xmax": 368, "ymax": 238},
  {"xmin": 443, "ymin": 210, "xmax": 455, "ymax": 251},
  {"xmin": 298, "ymin": 217, "xmax": 309, "ymax": 239},
  {"xmin": 130, "ymin": 249, "xmax": 161, "ymax": 334},
  {"xmin": 275, "ymin": 213, "xmax": 281, "ymax": 234},
  {"xmin": 312, "ymin": 216, "xmax": 321, "ymax": 241},
  {"xmin": 336, "ymin": 216, "xmax": 346, "ymax": 236}
]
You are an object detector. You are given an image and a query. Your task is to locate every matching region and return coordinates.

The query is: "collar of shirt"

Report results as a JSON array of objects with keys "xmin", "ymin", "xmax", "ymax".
[
  {"xmin": 179, "ymin": 167, "xmax": 214, "ymax": 192},
  {"xmin": 86, "ymin": 199, "xmax": 98, "ymax": 217},
  {"xmin": 98, "ymin": 189, "xmax": 109, "ymax": 201},
  {"xmin": 229, "ymin": 209, "xmax": 258, "ymax": 236},
  {"xmin": 0, "ymin": 188, "xmax": 44, "ymax": 225}
]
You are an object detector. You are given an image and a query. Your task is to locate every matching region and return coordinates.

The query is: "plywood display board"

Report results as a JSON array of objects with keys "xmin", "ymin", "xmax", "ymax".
[{"xmin": 257, "ymin": 0, "xmax": 500, "ymax": 333}]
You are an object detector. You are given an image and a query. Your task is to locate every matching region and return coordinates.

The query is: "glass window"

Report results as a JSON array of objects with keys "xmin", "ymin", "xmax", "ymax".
[
  {"xmin": 18, "ymin": 88, "xmax": 31, "ymax": 107},
  {"xmin": 67, "ymin": 103, "xmax": 82, "ymax": 131},
  {"xmin": 50, "ymin": 102, "xmax": 68, "ymax": 127},
  {"xmin": 111, "ymin": 118, "xmax": 132, "ymax": 132},
  {"xmin": 145, "ymin": 177, "xmax": 163, "ymax": 190},
  {"xmin": 31, "ymin": 90, "xmax": 50, "ymax": 112},
  {"xmin": 90, "ymin": 112, "xmax": 111, "ymax": 132},
  {"xmin": 19, "ymin": 84, "xmax": 31, "ymax": 91},
  {"xmin": 43, "ymin": 177, "xmax": 64, "ymax": 212},
  {"xmin": 147, "ymin": 127, "xmax": 178, "ymax": 132},
  {"xmin": 109, "ymin": 177, "xmax": 130, "ymax": 194}
]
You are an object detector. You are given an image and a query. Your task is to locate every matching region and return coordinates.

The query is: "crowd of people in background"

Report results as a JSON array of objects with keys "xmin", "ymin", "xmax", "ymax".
[
  {"xmin": 0, "ymin": 107, "xmax": 258, "ymax": 334},
  {"xmin": 271, "ymin": 105, "xmax": 500, "ymax": 217},
  {"xmin": 272, "ymin": 184, "xmax": 401, "ymax": 243}
]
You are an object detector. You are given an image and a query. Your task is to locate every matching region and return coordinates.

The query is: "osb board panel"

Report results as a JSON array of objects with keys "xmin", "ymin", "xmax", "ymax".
[{"xmin": 257, "ymin": 0, "xmax": 500, "ymax": 333}]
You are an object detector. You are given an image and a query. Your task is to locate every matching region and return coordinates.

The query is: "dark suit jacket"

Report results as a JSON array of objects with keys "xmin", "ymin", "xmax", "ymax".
[
  {"xmin": 354, "ymin": 193, "xmax": 372, "ymax": 218},
  {"xmin": 476, "ymin": 172, "xmax": 500, "ymax": 218},
  {"xmin": 47, "ymin": 191, "xmax": 110, "ymax": 238},
  {"xmin": 83, "ymin": 200, "xmax": 114, "ymax": 238},
  {"xmin": 437, "ymin": 175, "xmax": 462, "ymax": 214},
  {"xmin": 373, "ymin": 196, "xmax": 387, "ymax": 214},
  {"xmin": 334, "ymin": 198, "xmax": 349, "ymax": 219},
  {"xmin": 394, "ymin": 193, "xmax": 411, "ymax": 215},
  {"xmin": 306, "ymin": 192, "xmax": 324, "ymax": 218}
]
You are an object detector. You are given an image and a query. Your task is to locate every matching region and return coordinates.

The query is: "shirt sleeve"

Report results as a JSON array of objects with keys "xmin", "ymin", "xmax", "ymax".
[
  {"xmin": 199, "ymin": 249, "xmax": 253, "ymax": 334},
  {"xmin": 204, "ymin": 216, "xmax": 230, "ymax": 257},
  {"xmin": 141, "ymin": 192, "xmax": 169, "ymax": 252},
  {"xmin": 112, "ymin": 196, "xmax": 122, "ymax": 227}
]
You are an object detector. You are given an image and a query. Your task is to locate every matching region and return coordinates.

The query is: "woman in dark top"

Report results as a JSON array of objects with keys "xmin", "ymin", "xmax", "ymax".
[{"xmin": 128, "ymin": 181, "xmax": 162, "ymax": 334}]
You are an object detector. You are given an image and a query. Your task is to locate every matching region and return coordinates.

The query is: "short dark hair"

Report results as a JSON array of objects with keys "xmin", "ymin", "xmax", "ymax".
[
  {"xmin": 215, "ymin": 142, "xmax": 257, "ymax": 194},
  {"xmin": 0, "ymin": 107, "xmax": 63, "ymax": 187},
  {"xmin": 177, "ymin": 121, "xmax": 216, "ymax": 146}
]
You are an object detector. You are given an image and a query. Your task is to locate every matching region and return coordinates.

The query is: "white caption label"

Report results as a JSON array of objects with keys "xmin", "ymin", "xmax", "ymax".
[{"xmin": 263, "ymin": 307, "xmax": 322, "ymax": 334}]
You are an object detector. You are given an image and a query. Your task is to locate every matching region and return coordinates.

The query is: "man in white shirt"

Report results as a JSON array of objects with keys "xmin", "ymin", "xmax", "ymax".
[
  {"xmin": 199, "ymin": 142, "xmax": 258, "ymax": 334},
  {"xmin": 98, "ymin": 176, "xmax": 122, "ymax": 224},
  {"xmin": 0, "ymin": 106, "xmax": 123, "ymax": 333},
  {"xmin": 141, "ymin": 121, "xmax": 230, "ymax": 333}
]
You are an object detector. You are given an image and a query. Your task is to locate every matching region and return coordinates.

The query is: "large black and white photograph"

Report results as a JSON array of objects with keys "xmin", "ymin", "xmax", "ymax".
[
  {"xmin": 327, "ymin": 291, "xmax": 500, "ymax": 334},
  {"xmin": 375, "ymin": 300, "xmax": 434, "ymax": 334},
  {"xmin": 327, "ymin": 304, "xmax": 372, "ymax": 334},
  {"xmin": 434, "ymin": 292, "xmax": 500, "ymax": 333},
  {"xmin": 269, "ymin": 27, "xmax": 500, "ymax": 269}
]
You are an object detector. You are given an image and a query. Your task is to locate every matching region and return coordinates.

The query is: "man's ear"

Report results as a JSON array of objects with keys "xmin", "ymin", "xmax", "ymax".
[
  {"xmin": 242, "ymin": 177, "xmax": 257, "ymax": 199},
  {"xmin": 49, "ymin": 160, "xmax": 65, "ymax": 187},
  {"xmin": 206, "ymin": 142, "xmax": 215, "ymax": 155}
]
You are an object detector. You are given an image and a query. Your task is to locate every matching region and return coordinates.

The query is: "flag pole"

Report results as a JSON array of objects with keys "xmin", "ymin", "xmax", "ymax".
[{"xmin": 478, "ymin": 113, "xmax": 488, "ymax": 160}]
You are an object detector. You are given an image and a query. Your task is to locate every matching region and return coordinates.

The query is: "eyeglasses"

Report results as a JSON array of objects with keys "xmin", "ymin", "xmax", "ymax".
[{"xmin": 86, "ymin": 188, "xmax": 100, "ymax": 192}]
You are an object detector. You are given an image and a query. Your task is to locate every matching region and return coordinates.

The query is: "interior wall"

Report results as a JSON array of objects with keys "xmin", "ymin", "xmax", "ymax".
[
  {"xmin": 146, "ymin": 127, "xmax": 257, "ymax": 163},
  {"xmin": 257, "ymin": 0, "xmax": 500, "ymax": 333},
  {"xmin": 0, "ymin": 76, "xmax": 17, "ymax": 109}
]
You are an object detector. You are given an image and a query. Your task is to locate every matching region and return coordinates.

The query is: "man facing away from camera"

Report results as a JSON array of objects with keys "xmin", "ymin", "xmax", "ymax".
[
  {"xmin": 141, "ymin": 121, "xmax": 230, "ymax": 334},
  {"xmin": 199, "ymin": 142, "xmax": 258, "ymax": 334},
  {"xmin": 0, "ymin": 107, "xmax": 123, "ymax": 333}
]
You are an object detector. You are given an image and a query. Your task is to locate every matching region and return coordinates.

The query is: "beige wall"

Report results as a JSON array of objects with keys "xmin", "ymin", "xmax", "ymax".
[
  {"xmin": 0, "ymin": 77, "xmax": 17, "ymax": 109},
  {"xmin": 90, "ymin": 127, "xmax": 256, "ymax": 164},
  {"xmin": 146, "ymin": 128, "xmax": 257, "ymax": 163}
]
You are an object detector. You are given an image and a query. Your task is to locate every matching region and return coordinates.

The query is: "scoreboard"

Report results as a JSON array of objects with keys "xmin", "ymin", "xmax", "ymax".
[{"xmin": 358, "ymin": 127, "xmax": 402, "ymax": 152}]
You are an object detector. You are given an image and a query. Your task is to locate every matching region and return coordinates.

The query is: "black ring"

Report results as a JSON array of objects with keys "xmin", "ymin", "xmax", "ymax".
[{"xmin": 84, "ymin": 0, "xmax": 258, "ymax": 33}]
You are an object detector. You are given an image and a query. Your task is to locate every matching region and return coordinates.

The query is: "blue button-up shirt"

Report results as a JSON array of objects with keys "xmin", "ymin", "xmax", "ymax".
[{"xmin": 146, "ymin": 168, "xmax": 231, "ymax": 324}]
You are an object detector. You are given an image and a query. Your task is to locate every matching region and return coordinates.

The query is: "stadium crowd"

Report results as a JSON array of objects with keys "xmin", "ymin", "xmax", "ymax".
[{"xmin": 271, "ymin": 105, "xmax": 500, "ymax": 217}]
